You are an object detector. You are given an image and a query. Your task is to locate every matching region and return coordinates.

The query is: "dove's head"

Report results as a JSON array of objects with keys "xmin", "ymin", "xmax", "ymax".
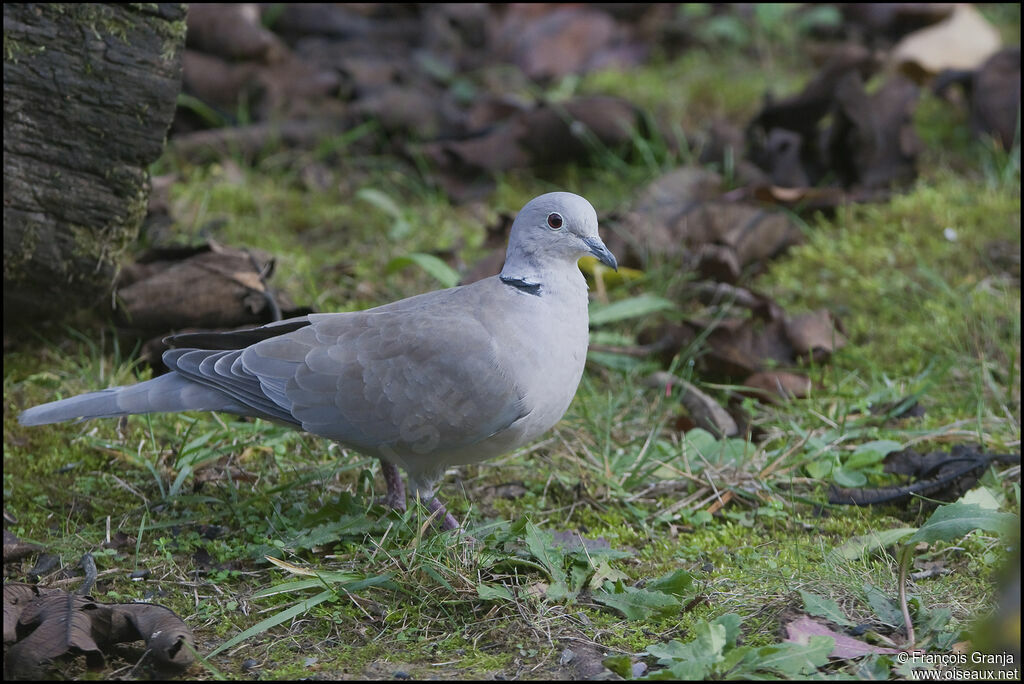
[{"xmin": 502, "ymin": 192, "xmax": 618, "ymax": 278}]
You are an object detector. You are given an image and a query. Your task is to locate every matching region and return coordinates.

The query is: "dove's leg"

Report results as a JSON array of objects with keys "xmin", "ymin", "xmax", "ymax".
[
  {"xmin": 379, "ymin": 460, "xmax": 407, "ymax": 512},
  {"xmin": 427, "ymin": 497, "xmax": 462, "ymax": 531}
]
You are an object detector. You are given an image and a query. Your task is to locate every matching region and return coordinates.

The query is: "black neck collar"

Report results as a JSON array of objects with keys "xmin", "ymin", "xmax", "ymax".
[{"xmin": 500, "ymin": 275, "xmax": 542, "ymax": 296}]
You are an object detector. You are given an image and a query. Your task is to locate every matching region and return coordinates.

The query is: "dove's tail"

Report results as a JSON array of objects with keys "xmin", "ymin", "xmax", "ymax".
[{"xmin": 18, "ymin": 373, "xmax": 246, "ymax": 426}]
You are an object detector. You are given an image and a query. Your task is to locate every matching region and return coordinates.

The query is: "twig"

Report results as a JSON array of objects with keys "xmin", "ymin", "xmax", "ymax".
[
  {"xmin": 77, "ymin": 552, "xmax": 98, "ymax": 595},
  {"xmin": 898, "ymin": 544, "xmax": 916, "ymax": 648}
]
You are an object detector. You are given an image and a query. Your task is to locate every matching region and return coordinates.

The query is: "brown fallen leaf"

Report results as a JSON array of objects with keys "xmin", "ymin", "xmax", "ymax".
[
  {"xmin": 891, "ymin": 4, "xmax": 1002, "ymax": 82},
  {"xmin": 935, "ymin": 47, "xmax": 1022, "ymax": 151},
  {"xmin": 495, "ymin": 6, "xmax": 622, "ymax": 81},
  {"xmin": 608, "ymin": 166, "xmax": 723, "ymax": 267},
  {"xmin": 827, "ymin": 73, "xmax": 921, "ymax": 189},
  {"xmin": 5, "ymin": 589, "xmax": 105, "ymax": 679},
  {"xmin": 750, "ymin": 184, "xmax": 856, "ymax": 212},
  {"xmin": 784, "ymin": 309, "xmax": 847, "ymax": 362},
  {"xmin": 100, "ymin": 531, "xmax": 136, "ymax": 551},
  {"xmin": 3, "ymin": 583, "xmax": 49, "ymax": 645},
  {"xmin": 646, "ymin": 372, "xmax": 739, "ymax": 437},
  {"xmin": 179, "ymin": 50, "xmax": 261, "ymax": 127},
  {"xmin": 970, "ymin": 47, "xmax": 1021, "ymax": 150},
  {"xmin": 114, "ymin": 241, "xmax": 288, "ymax": 336},
  {"xmin": 178, "ymin": 44, "xmax": 341, "ymax": 132},
  {"xmin": 418, "ymin": 95, "xmax": 641, "ymax": 201},
  {"xmin": 186, "ymin": 3, "xmax": 286, "ymax": 62},
  {"xmin": 693, "ymin": 281, "xmax": 779, "ymax": 315},
  {"xmin": 716, "ymin": 204, "xmax": 804, "ymax": 275},
  {"xmin": 701, "ymin": 316, "xmax": 795, "ymax": 378},
  {"xmin": 748, "ymin": 45, "xmax": 878, "ymax": 187},
  {"xmin": 351, "ymin": 83, "xmax": 455, "ymax": 140},
  {"xmin": 910, "ymin": 559, "xmax": 950, "ymax": 580},
  {"xmin": 517, "ymin": 95, "xmax": 641, "ymax": 167},
  {"xmin": 741, "ymin": 371, "xmax": 812, "ymax": 403},
  {"xmin": 3, "ymin": 529, "xmax": 43, "ymax": 565},
  {"xmin": 270, "ymin": 4, "xmax": 377, "ymax": 42},
  {"xmin": 3, "ymin": 583, "xmax": 195, "ymax": 679},
  {"xmin": 609, "ymin": 167, "xmax": 802, "ymax": 273},
  {"xmin": 785, "ymin": 616, "xmax": 899, "ymax": 658},
  {"xmin": 696, "ymin": 244, "xmax": 743, "ymax": 283}
]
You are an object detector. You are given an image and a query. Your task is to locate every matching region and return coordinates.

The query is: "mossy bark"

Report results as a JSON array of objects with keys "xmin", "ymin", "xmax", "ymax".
[{"xmin": 3, "ymin": 3, "xmax": 186, "ymax": 325}]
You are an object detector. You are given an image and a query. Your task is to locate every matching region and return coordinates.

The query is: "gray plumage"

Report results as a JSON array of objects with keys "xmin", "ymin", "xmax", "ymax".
[{"xmin": 19, "ymin": 192, "xmax": 618, "ymax": 529}]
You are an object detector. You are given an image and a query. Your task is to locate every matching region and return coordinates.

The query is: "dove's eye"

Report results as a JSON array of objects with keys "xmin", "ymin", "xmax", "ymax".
[{"xmin": 546, "ymin": 212, "xmax": 563, "ymax": 229}]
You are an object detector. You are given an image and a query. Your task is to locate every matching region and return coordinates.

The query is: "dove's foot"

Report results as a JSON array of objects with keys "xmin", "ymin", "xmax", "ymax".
[{"xmin": 375, "ymin": 461, "xmax": 407, "ymax": 513}]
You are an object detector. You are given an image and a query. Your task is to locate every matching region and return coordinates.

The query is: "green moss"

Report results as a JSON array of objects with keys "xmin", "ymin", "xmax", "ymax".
[
  {"xmin": 580, "ymin": 49, "xmax": 810, "ymax": 131},
  {"xmin": 764, "ymin": 172, "xmax": 1020, "ymax": 433}
]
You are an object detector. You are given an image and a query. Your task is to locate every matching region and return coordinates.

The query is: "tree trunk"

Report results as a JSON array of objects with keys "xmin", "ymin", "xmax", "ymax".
[{"xmin": 3, "ymin": 3, "xmax": 186, "ymax": 326}]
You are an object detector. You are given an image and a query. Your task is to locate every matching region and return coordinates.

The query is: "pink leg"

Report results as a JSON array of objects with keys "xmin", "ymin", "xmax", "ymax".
[
  {"xmin": 427, "ymin": 497, "xmax": 462, "ymax": 531},
  {"xmin": 379, "ymin": 460, "xmax": 406, "ymax": 513}
]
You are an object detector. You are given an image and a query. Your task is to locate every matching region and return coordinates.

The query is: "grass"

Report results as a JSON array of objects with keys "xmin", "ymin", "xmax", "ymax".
[{"xmin": 3, "ymin": 23, "xmax": 1020, "ymax": 681}]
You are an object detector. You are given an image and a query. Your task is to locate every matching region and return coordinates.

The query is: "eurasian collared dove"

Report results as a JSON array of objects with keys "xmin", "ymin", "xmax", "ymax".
[{"xmin": 19, "ymin": 192, "xmax": 617, "ymax": 530}]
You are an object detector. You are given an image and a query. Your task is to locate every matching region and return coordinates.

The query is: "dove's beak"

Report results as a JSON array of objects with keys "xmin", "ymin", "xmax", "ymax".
[{"xmin": 583, "ymin": 236, "xmax": 618, "ymax": 271}]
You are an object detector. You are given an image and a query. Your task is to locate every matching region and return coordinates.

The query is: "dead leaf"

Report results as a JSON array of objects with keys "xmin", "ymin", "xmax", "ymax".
[
  {"xmin": 828, "ymin": 73, "xmax": 921, "ymax": 189},
  {"xmin": 750, "ymin": 184, "xmax": 857, "ymax": 212},
  {"xmin": 911, "ymin": 559, "xmax": 950, "ymax": 580},
  {"xmin": 646, "ymin": 372, "xmax": 739, "ymax": 437},
  {"xmin": 186, "ymin": 3, "xmax": 286, "ymax": 62},
  {"xmin": 693, "ymin": 281, "xmax": 779, "ymax": 315},
  {"xmin": 3, "ymin": 583, "xmax": 195, "ymax": 678},
  {"xmin": 271, "ymin": 4, "xmax": 376, "ymax": 42},
  {"xmin": 741, "ymin": 371, "xmax": 812, "ymax": 403},
  {"xmin": 100, "ymin": 531, "xmax": 135, "ymax": 551},
  {"xmin": 352, "ymin": 84, "xmax": 448, "ymax": 139},
  {"xmin": 5, "ymin": 590, "xmax": 105, "ymax": 679},
  {"xmin": 3, "ymin": 529, "xmax": 43, "ymax": 564},
  {"xmin": 785, "ymin": 616, "xmax": 899, "ymax": 658},
  {"xmin": 702, "ymin": 317, "xmax": 795, "ymax": 378},
  {"xmin": 937, "ymin": 47, "xmax": 1023, "ymax": 151},
  {"xmin": 609, "ymin": 167, "xmax": 801, "ymax": 274},
  {"xmin": 748, "ymin": 46, "xmax": 878, "ymax": 186},
  {"xmin": 549, "ymin": 531, "xmax": 613, "ymax": 553},
  {"xmin": 518, "ymin": 95, "xmax": 641, "ymax": 167},
  {"xmin": 496, "ymin": 6, "xmax": 622, "ymax": 81},
  {"xmin": 719, "ymin": 205, "xmax": 804, "ymax": 272},
  {"xmin": 4, "ymin": 583, "xmax": 49, "ymax": 645},
  {"xmin": 746, "ymin": 48, "xmax": 923, "ymax": 192},
  {"xmin": 784, "ymin": 309, "xmax": 847, "ymax": 362},
  {"xmin": 970, "ymin": 47, "xmax": 1021, "ymax": 149},
  {"xmin": 179, "ymin": 50, "xmax": 261, "ymax": 126},
  {"xmin": 418, "ymin": 95, "xmax": 641, "ymax": 201},
  {"xmin": 891, "ymin": 4, "xmax": 1002, "ymax": 82},
  {"xmin": 114, "ymin": 241, "xmax": 283, "ymax": 335}
]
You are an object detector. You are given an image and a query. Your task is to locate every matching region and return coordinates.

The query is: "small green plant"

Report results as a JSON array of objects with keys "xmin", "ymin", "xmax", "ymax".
[
  {"xmin": 595, "ymin": 568, "xmax": 696, "ymax": 621},
  {"xmin": 829, "ymin": 500, "xmax": 1017, "ymax": 647},
  {"xmin": 607, "ymin": 612, "xmax": 833, "ymax": 679}
]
